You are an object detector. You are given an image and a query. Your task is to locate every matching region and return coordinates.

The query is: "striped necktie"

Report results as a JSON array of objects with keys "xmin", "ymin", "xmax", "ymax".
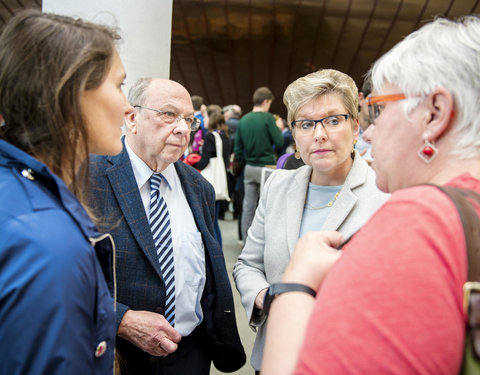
[{"xmin": 149, "ymin": 174, "xmax": 175, "ymax": 326}]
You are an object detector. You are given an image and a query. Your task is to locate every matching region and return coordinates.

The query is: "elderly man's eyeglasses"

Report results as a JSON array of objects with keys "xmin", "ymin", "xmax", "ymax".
[
  {"xmin": 367, "ymin": 94, "xmax": 406, "ymax": 124},
  {"xmin": 291, "ymin": 114, "xmax": 350, "ymax": 136},
  {"xmin": 133, "ymin": 105, "xmax": 201, "ymax": 131}
]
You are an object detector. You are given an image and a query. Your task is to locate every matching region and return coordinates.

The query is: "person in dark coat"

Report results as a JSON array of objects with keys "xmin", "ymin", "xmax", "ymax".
[{"xmin": 88, "ymin": 77, "xmax": 246, "ymax": 375}]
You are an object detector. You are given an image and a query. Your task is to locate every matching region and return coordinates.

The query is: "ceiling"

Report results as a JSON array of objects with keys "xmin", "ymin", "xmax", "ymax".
[{"xmin": 1, "ymin": 0, "xmax": 478, "ymax": 116}]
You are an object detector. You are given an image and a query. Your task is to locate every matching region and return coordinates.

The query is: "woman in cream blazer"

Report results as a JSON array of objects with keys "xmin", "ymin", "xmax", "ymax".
[{"xmin": 233, "ymin": 69, "xmax": 389, "ymax": 372}]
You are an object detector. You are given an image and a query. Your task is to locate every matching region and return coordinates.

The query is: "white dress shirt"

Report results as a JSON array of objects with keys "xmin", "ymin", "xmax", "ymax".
[{"xmin": 125, "ymin": 140, "xmax": 206, "ymax": 336}]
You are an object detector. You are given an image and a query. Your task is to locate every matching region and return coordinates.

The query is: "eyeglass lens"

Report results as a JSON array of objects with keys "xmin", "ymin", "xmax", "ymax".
[{"xmin": 294, "ymin": 115, "xmax": 349, "ymax": 134}]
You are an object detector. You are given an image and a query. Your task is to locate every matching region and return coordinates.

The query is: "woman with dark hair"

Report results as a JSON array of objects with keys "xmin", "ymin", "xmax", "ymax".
[
  {"xmin": 194, "ymin": 110, "xmax": 231, "ymax": 247},
  {"xmin": 0, "ymin": 10, "xmax": 131, "ymax": 374}
]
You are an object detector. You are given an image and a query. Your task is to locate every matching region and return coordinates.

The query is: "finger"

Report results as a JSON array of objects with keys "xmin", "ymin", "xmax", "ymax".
[
  {"xmin": 158, "ymin": 336, "xmax": 179, "ymax": 354},
  {"xmin": 153, "ymin": 345, "xmax": 169, "ymax": 357},
  {"xmin": 316, "ymin": 230, "xmax": 345, "ymax": 248},
  {"xmin": 255, "ymin": 287, "xmax": 269, "ymax": 309},
  {"xmin": 160, "ymin": 323, "xmax": 182, "ymax": 343},
  {"xmin": 143, "ymin": 341, "xmax": 167, "ymax": 357}
]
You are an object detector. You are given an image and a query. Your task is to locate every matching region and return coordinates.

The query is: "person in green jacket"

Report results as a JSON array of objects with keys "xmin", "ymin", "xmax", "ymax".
[{"xmin": 234, "ymin": 86, "xmax": 284, "ymax": 242}]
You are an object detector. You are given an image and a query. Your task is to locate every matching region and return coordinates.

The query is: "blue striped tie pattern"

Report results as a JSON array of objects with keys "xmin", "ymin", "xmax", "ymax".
[{"xmin": 149, "ymin": 174, "xmax": 175, "ymax": 326}]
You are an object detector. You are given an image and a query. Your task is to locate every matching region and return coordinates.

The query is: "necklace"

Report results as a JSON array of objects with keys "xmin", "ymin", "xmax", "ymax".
[{"xmin": 305, "ymin": 192, "xmax": 340, "ymax": 210}]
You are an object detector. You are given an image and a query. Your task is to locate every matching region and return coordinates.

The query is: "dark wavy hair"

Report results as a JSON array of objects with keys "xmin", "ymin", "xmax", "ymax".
[
  {"xmin": 207, "ymin": 111, "xmax": 228, "ymax": 135},
  {"xmin": 0, "ymin": 10, "xmax": 120, "ymax": 201}
]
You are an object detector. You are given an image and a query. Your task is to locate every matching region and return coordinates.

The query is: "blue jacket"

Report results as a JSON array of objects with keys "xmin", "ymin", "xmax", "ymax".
[{"xmin": 0, "ymin": 139, "xmax": 116, "ymax": 375}]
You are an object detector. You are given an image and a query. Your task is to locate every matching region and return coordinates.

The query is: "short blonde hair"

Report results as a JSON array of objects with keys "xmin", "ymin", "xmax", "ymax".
[{"xmin": 283, "ymin": 69, "xmax": 359, "ymax": 128}]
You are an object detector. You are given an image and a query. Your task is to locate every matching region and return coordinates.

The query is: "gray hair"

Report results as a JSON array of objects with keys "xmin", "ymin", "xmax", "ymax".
[
  {"xmin": 223, "ymin": 104, "xmax": 242, "ymax": 118},
  {"xmin": 232, "ymin": 104, "xmax": 242, "ymax": 117},
  {"xmin": 283, "ymin": 69, "xmax": 359, "ymax": 128},
  {"xmin": 370, "ymin": 16, "xmax": 480, "ymax": 159},
  {"xmin": 128, "ymin": 77, "xmax": 153, "ymax": 106}
]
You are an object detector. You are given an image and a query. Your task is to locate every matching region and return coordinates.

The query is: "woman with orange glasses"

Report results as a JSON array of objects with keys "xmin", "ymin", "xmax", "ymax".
[{"xmin": 263, "ymin": 16, "xmax": 480, "ymax": 375}]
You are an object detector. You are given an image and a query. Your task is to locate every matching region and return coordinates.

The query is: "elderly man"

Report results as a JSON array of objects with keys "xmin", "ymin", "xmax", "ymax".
[{"xmin": 88, "ymin": 78, "xmax": 245, "ymax": 375}]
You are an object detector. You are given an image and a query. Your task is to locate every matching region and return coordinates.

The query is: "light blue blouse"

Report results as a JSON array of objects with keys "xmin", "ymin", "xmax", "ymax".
[{"xmin": 299, "ymin": 183, "xmax": 343, "ymax": 238}]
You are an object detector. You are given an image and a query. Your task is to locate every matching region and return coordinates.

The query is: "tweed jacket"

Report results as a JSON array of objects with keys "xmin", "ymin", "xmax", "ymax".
[
  {"xmin": 88, "ymin": 143, "xmax": 245, "ymax": 373},
  {"xmin": 233, "ymin": 151, "xmax": 389, "ymax": 370}
]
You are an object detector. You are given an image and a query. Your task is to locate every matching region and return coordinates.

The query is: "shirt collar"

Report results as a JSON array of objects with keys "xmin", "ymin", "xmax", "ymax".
[
  {"xmin": 157, "ymin": 163, "xmax": 174, "ymax": 190},
  {"xmin": 124, "ymin": 139, "xmax": 173, "ymax": 191}
]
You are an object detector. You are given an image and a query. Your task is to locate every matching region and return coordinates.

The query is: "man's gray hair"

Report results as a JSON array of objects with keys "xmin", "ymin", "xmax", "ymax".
[{"xmin": 128, "ymin": 77, "xmax": 153, "ymax": 106}]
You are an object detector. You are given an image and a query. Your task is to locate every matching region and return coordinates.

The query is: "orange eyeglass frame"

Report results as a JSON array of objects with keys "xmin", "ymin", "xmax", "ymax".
[
  {"xmin": 366, "ymin": 93, "xmax": 406, "ymax": 105},
  {"xmin": 367, "ymin": 93, "xmax": 407, "ymax": 124}
]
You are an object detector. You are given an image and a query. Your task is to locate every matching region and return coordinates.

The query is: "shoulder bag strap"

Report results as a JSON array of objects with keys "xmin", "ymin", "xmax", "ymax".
[
  {"xmin": 211, "ymin": 131, "xmax": 223, "ymax": 159},
  {"xmin": 431, "ymin": 185, "xmax": 480, "ymax": 360}
]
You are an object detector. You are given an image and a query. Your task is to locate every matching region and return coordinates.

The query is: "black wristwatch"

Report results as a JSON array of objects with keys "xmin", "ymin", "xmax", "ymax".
[{"xmin": 261, "ymin": 283, "xmax": 316, "ymax": 319}]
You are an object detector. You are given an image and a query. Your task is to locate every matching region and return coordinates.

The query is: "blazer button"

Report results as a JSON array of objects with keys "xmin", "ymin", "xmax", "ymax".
[
  {"xmin": 155, "ymin": 306, "xmax": 164, "ymax": 315},
  {"xmin": 95, "ymin": 341, "xmax": 107, "ymax": 357}
]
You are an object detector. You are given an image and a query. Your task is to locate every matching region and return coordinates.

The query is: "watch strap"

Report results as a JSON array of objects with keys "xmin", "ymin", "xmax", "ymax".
[
  {"xmin": 269, "ymin": 283, "xmax": 317, "ymax": 298},
  {"xmin": 261, "ymin": 282, "xmax": 316, "ymax": 321}
]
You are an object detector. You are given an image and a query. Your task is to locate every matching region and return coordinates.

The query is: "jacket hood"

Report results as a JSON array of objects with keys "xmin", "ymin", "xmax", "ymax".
[{"xmin": 0, "ymin": 139, "xmax": 99, "ymax": 239}]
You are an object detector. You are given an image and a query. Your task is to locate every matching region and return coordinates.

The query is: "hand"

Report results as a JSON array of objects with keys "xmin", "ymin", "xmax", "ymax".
[
  {"xmin": 254, "ymin": 287, "xmax": 269, "ymax": 310},
  {"xmin": 282, "ymin": 231, "xmax": 344, "ymax": 291},
  {"xmin": 117, "ymin": 310, "xmax": 182, "ymax": 357}
]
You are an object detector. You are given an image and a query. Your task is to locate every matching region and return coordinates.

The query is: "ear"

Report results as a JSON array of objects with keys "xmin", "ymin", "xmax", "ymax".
[
  {"xmin": 358, "ymin": 92, "xmax": 365, "ymax": 105},
  {"xmin": 352, "ymin": 118, "xmax": 360, "ymax": 140},
  {"xmin": 423, "ymin": 88, "xmax": 454, "ymax": 141},
  {"xmin": 125, "ymin": 107, "xmax": 138, "ymax": 134}
]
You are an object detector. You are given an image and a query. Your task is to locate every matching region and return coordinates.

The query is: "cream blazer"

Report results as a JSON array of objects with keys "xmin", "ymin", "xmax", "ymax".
[{"xmin": 233, "ymin": 151, "xmax": 390, "ymax": 370}]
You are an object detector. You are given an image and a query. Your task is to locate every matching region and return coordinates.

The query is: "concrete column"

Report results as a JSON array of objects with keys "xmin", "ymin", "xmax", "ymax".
[{"xmin": 43, "ymin": 0, "xmax": 173, "ymax": 91}]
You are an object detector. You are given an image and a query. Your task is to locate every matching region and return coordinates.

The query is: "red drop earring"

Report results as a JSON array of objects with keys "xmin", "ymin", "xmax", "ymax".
[{"xmin": 417, "ymin": 139, "xmax": 438, "ymax": 163}]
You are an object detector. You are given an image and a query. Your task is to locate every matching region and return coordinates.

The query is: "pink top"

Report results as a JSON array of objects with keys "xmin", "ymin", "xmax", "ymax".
[{"xmin": 295, "ymin": 174, "xmax": 479, "ymax": 375}]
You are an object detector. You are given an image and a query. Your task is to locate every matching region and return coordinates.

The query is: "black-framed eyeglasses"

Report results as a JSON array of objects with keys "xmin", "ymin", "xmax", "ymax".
[
  {"xmin": 133, "ymin": 105, "xmax": 201, "ymax": 131},
  {"xmin": 291, "ymin": 114, "xmax": 350, "ymax": 136}
]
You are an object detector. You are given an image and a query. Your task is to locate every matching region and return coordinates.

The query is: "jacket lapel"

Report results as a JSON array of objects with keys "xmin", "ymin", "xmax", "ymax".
[
  {"xmin": 286, "ymin": 166, "xmax": 311, "ymax": 255},
  {"xmin": 322, "ymin": 152, "xmax": 367, "ymax": 231},
  {"xmin": 106, "ymin": 146, "xmax": 162, "ymax": 278},
  {"xmin": 174, "ymin": 161, "xmax": 210, "ymax": 233},
  {"xmin": 322, "ymin": 188, "xmax": 357, "ymax": 231}
]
